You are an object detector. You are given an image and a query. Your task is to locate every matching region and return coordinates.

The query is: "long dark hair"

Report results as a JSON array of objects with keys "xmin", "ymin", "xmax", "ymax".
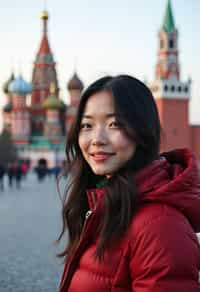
[{"xmin": 57, "ymin": 75, "xmax": 161, "ymax": 260}]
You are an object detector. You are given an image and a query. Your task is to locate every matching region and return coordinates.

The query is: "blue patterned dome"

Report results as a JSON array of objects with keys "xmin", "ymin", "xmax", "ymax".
[{"xmin": 8, "ymin": 75, "xmax": 32, "ymax": 94}]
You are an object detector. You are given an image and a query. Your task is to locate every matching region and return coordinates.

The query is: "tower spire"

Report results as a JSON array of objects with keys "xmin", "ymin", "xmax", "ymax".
[
  {"xmin": 41, "ymin": 10, "xmax": 49, "ymax": 33},
  {"xmin": 162, "ymin": 0, "xmax": 175, "ymax": 33},
  {"xmin": 37, "ymin": 10, "xmax": 51, "ymax": 55}
]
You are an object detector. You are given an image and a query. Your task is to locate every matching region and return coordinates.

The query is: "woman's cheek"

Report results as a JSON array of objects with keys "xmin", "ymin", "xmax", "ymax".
[
  {"xmin": 111, "ymin": 132, "xmax": 132, "ymax": 150},
  {"xmin": 78, "ymin": 133, "xmax": 90, "ymax": 150}
]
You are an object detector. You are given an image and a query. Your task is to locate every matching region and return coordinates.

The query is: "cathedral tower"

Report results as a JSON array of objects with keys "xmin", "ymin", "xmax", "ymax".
[
  {"xmin": 150, "ymin": 0, "xmax": 191, "ymax": 151},
  {"xmin": 8, "ymin": 75, "xmax": 32, "ymax": 144},
  {"xmin": 65, "ymin": 72, "xmax": 84, "ymax": 132},
  {"xmin": 31, "ymin": 10, "xmax": 59, "ymax": 135}
]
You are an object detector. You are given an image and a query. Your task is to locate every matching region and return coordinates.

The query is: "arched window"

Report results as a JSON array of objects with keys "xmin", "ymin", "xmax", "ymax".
[
  {"xmin": 160, "ymin": 39, "xmax": 164, "ymax": 49},
  {"xmin": 169, "ymin": 39, "xmax": 174, "ymax": 49},
  {"xmin": 171, "ymin": 85, "xmax": 175, "ymax": 92},
  {"xmin": 164, "ymin": 85, "xmax": 168, "ymax": 92}
]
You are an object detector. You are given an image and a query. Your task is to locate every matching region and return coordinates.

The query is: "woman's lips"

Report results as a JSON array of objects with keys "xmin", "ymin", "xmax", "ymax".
[{"xmin": 90, "ymin": 153, "xmax": 114, "ymax": 162}]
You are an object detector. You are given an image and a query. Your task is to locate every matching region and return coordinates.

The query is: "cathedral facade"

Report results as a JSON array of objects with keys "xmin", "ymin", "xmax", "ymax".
[
  {"xmin": 2, "ymin": 11, "xmax": 83, "ymax": 167},
  {"xmin": 2, "ymin": 0, "xmax": 200, "ymax": 167}
]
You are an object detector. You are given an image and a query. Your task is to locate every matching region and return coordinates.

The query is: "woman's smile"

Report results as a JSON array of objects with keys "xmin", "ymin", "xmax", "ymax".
[{"xmin": 90, "ymin": 152, "xmax": 115, "ymax": 162}]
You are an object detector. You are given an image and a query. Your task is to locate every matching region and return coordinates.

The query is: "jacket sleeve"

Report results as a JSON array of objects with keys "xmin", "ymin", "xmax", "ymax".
[{"xmin": 129, "ymin": 210, "xmax": 200, "ymax": 292}]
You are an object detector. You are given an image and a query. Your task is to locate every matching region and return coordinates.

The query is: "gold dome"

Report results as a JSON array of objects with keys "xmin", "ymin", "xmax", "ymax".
[{"xmin": 41, "ymin": 10, "xmax": 49, "ymax": 20}]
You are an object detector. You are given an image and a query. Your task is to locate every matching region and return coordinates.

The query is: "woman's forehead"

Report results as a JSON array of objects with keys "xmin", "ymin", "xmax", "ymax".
[{"xmin": 82, "ymin": 91, "xmax": 115, "ymax": 116}]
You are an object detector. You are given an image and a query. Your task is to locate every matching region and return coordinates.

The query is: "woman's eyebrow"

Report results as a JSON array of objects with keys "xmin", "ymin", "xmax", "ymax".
[{"xmin": 82, "ymin": 113, "xmax": 117, "ymax": 119}]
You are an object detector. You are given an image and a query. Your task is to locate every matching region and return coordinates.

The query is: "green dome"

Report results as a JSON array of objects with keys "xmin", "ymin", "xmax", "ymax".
[
  {"xmin": 3, "ymin": 102, "xmax": 12, "ymax": 112},
  {"xmin": 2, "ymin": 73, "xmax": 15, "ymax": 94},
  {"xmin": 43, "ymin": 96, "xmax": 64, "ymax": 110},
  {"xmin": 42, "ymin": 83, "xmax": 64, "ymax": 110}
]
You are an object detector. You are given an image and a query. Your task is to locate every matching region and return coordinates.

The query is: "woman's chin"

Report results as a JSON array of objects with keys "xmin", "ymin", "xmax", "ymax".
[{"xmin": 92, "ymin": 167, "xmax": 112, "ymax": 177}]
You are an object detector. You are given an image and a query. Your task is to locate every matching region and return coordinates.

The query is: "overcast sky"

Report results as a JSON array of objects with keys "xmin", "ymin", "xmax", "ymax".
[{"xmin": 0, "ymin": 0, "xmax": 200, "ymax": 127}]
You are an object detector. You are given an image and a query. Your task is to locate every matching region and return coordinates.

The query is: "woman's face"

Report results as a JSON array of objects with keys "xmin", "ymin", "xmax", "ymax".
[{"xmin": 78, "ymin": 91, "xmax": 136, "ymax": 177}]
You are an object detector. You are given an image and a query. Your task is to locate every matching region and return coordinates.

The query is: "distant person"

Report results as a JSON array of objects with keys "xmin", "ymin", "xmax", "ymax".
[
  {"xmin": 0, "ymin": 164, "xmax": 5, "ymax": 191},
  {"xmin": 35, "ymin": 163, "xmax": 47, "ymax": 181},
  {"xmin": 57, "ymin": 75, "xmax": 200, "ymax": 291},
  {"xmin": 52, "ymin": 165, "xmax": 61, "ymax": 180},
  {"xmin": 14, "ymin": 161, "xmax": 23, "ymax": 189},
  {"xmin": 21, "ymin": 161, "xmax": 29, "ymax": 179},
  {"xmin": 7, "ymin": 162, "xmax": 15, "ymax": 188}
]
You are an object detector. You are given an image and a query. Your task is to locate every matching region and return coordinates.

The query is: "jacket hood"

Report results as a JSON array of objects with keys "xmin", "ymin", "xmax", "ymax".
[
  {"xmin": 135, "ymin": 148, "xmax": 200, "ymax": 232},
  {"xmin": 87, "ymin": 148, "xmax": 200, "ymax": 232}
]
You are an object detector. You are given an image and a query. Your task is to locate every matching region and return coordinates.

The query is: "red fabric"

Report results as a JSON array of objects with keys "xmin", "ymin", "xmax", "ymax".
[{"xmin": 59, "ymin": 148, "xmax": 200, "ymax": 291}]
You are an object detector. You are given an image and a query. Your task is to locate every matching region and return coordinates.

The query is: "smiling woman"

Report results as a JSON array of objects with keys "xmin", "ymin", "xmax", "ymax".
[
  {"xmin": 57, "ymin": 75, "xmax": 200, "ymax": 292},
  {"xmin": 78, "ymin": 91, "xmax": 136, "ymax": 177}
]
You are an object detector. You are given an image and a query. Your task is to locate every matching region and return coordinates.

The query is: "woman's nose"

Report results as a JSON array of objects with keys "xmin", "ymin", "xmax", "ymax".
[{"xmin": 91, "ymin": 127, "xmax": 107, "ymax": 145}]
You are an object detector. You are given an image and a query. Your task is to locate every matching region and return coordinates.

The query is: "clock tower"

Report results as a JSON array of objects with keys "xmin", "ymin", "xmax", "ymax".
[{"xmin": 150, "ymin": 0, "xmax": 191, "ymax": 151}]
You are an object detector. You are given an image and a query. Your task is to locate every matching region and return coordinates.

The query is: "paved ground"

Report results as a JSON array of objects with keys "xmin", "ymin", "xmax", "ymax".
[
  {"xmin": 0, "ymin": 173, "xmax": 199, "ymax": 291},
  {"xmin": 0, "ymin": 173, "xmax": 66, "ymax": 292}
]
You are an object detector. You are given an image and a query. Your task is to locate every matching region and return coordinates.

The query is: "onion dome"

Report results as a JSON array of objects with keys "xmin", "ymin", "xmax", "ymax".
[
  {"xmin": 8, "ymin": 75, "xmax": 32, "ymax": 94},
  {"xmin": 67, "ymin": 72, "xmax": 84, "ymax": 91},
  {"xmin": 42, "ymin": 83, "xmax": 64, "ymax": 110},
  {"xmin": 3, "ymin": 102, "xmax": 12, "ymax": 113},
  {"xmin": 2, "ymin": 73, "xmax": 15, "ymax": 94},
  {"xmin": 41, "ymin": 10, "xmax": 49, "ymax": 20}
]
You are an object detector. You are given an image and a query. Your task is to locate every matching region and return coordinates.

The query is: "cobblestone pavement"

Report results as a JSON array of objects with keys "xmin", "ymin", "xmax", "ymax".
[
  {"xmin": 0, "ymin": 173, "xmax": 65, "ymax": 292},
  {"xmin": 0, "ymin": 173, "xmax": 199, "ymax": 291}
]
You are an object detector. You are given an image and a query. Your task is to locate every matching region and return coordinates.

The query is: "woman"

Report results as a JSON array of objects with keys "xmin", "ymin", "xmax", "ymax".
[{"xmin": 58, "ymin": 75, "xmax": 200, "ymax": 291}]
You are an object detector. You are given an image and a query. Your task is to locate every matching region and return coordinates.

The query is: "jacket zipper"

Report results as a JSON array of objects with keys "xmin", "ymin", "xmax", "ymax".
[{"xmin": 59, "ymin": 209, "xmax": 94, "ymax": 291}]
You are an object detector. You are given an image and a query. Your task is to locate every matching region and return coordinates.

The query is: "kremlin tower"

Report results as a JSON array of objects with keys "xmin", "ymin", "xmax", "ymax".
[{"xmin": 150, "ymin": 0, "xmax": 192, "ymax": 152}]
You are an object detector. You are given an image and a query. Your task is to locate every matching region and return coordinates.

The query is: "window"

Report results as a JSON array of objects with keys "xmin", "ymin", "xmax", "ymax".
[
  {"xmin": 160, "ymin": 39, "xmax": 164, "ymax": 49},
  {"xmin": 164, "ymin": 85, "xmax": 168, "ymax": 92},
  {"xmin": 169, "ymin": 39, "xmax": 174, "ymax": 49}
]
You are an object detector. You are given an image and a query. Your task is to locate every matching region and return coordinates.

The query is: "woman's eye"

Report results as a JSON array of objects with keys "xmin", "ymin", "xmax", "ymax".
[
  {"xmin": 80, "ymin": 123, "xmax": 92, "ymax": 130},
  {"xmin": 109, "ymin": 121, "xmax": 121, "ymax": 128}
]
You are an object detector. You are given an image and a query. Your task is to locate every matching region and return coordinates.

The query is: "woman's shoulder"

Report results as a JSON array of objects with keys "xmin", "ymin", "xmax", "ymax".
[{"xmin": 128, "ymin": 202, "xmax": 193, "ymax": 239}]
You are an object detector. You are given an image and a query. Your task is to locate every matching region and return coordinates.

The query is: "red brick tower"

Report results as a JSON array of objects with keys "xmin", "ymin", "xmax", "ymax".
[
  {"xmin": 150, "ymin": 0, "xmax": 191, "ymax": 151},
  {"xmin": 31, "ymin": 10, "xmax": 59, "ymax": 135}
]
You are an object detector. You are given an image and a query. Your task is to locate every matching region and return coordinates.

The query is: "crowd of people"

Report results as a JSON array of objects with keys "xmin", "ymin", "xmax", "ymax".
[
  {"xmin": 0, "ymin": 160, "xmax": 29, "ymax": 191},
  {"xmin": 0, "ymin": 159, "xmax": 65, "ymax": 191}
]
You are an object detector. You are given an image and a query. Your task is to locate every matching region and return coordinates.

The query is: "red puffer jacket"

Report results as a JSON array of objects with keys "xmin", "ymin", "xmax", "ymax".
[{"xmin": 59, "ymin": 149, "xmax": 200, "ymax": 292}]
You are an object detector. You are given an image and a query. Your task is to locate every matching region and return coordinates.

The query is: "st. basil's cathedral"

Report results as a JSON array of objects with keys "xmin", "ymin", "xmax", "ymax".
[
  {"xmin": 2, "ymin": 0, "xmax": 200, "ymax": 167},
  {"xmin": 2, "ymin": 10, "xmax": 84, "ymax": 167}
]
